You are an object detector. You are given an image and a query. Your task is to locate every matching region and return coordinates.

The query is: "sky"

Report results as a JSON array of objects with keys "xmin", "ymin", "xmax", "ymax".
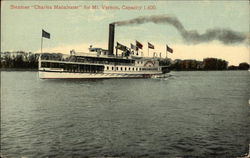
[{"xmin": 1, "ymin": 0, "xmax": 249, "ymax": 65}]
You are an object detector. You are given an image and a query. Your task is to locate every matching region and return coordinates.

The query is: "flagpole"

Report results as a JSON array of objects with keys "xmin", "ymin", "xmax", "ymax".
[
  {"xmin": 148, "ymin": 48, "xmax": 149, "ymax": 57},
  {"xmin": 116, "ymin": 46, "xmax": 118, "ymax": 57},
  {"xmin": 41, "ymin": 36, "xmax": 43, "ymax": 54},
  {"xmin": 39, "ymin": 33, "xmax": 43, "ymax": 71},
  {"xmin": 166, "ymin": 45, "xmax": 168, "ymax": 59}
]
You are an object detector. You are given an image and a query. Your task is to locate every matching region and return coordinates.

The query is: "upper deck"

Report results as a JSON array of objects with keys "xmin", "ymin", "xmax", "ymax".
[{"xmin": 40, "ymin": 51, "xmax": 162, "ymax": 67}]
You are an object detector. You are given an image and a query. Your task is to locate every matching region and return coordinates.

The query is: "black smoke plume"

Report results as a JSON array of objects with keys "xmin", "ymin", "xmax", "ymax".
[{"xmin": 113, "ymin": 15, "xmax": 247, "ymax": 45}]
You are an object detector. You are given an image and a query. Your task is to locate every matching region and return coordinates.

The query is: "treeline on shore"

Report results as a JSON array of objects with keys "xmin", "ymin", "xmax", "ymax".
[
  {"xmin": 160, "ymin": 58, "xmax": 250, "ymax": 71},
  {"xmin": 1, "ymin": 51, "xmax": 39, "ymax": 69},
  {"xmin": 1, "ymin": 51, "xmax": 249, "ymax": 71}
]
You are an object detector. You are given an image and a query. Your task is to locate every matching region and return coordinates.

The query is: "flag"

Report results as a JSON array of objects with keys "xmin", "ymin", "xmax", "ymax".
[
  {"xmin": 148, "ymin": 42, "xmax": 154, "ymax": 49},
  {"xmin": 116, "ymin": 42, "xmax": 127, "ymax": 51},
  {"xmin": 166, "ymin": 45, "xmax": 173, "ymax": 53},
  {"xmin": 136, "ymin": 40, "xmax": 143, "ymax": 49},
  {"xmin": 130, "ymin": 43, "xmax": 137, "ymax": 50},
  {"xmin": 42, "ymin": 29, "xmax": 50, "ymax": 39}
]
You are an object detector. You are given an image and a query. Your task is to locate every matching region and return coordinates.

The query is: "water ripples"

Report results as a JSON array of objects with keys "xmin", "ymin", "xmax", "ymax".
[{"xmin": 1, "ymin": 71, "xmax": 250, "ymax": 158}]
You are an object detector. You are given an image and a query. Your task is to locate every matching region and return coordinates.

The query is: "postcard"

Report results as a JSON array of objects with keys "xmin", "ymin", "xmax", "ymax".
[{"xmin": 1, "ymin": 0, "xmax": 249, "ymax": 158}]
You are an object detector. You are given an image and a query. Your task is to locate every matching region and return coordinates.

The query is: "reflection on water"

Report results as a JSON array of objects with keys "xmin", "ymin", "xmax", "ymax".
[{"xmin": 1, "ymin": 71, "xmax": 250, "ymax": 158}]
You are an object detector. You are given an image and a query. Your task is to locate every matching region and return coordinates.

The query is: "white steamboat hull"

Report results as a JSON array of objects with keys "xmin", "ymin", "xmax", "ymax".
[{"xmin": 39, "ymin": 71, "xmax": 163, "ymax": 79}]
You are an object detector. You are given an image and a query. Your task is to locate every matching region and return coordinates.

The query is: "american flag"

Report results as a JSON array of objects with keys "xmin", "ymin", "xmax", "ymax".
[
  {"xmin": 148, "ymin": 42, "xmax": 154, "ymax": 49},
  {"xmin": 136, "ymin": 40, "xmax": 143, "ymax": 49},
  {"xmin": 166, "ymin": 45, "xmax": 173, "ymax": 53},
  {"xmin": 42, "ymin": 29, "xmax": 50, "ymax": 39}
]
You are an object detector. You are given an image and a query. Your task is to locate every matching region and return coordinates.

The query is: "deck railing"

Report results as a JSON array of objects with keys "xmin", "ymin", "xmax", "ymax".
[{"xmin": 40, "ymin": 59, "xmax": 135, "ymax": 66}]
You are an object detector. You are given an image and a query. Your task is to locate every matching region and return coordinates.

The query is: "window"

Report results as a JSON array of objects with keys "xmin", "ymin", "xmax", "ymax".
[
  {"xmin": 116, "ymin": 67, "xmax": 118, "ymax": 70},
  {"xmin": 121, "ymin": 67, "xmax": 123, "ymax": 71},
  {"xmin": 129, "ymin": 67, "xmax": 131, "ymax": 71},
  {"xmin": 132, "ymin": 68, "xmax": 134, "ymax": 71},
  {"xmin": 107, "ymin": 66, "xmax": 109, "ymax": 70},
  {"xmin": 112, "ymin": 67, "xmax": 114, "ymax": 70},
  {"xmin": 125, "ymin": 67, "xmax": 127, "ymax": 71}
]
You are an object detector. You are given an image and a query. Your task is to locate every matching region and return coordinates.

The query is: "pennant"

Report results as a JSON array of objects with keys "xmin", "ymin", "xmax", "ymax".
[
  {"xmin": 116, "ymin": 42, "xmax": 127, "ymax": 51},
  {"xmin": 131, "ymin": 43, "xmax": 137, "ymax": 50},
  {"xmin": 166, "ymin": 45, "xmax": 173, "ymax": 53},
  {"xmin": 42, "ymin": 29, "xmax": 50, "ymax": 39},
  {"xmin": 136, "ymin": 40, "xmax": 143, "ymax": 49},
  {"xmin": 148, "ymin": 42, "xmax": 154, "ymax": 49}
]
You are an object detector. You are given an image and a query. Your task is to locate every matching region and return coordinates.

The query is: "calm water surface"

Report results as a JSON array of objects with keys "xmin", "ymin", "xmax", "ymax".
[{"xmin": 1, "ymin": 71, "xmax": 250, "ymax": 158}]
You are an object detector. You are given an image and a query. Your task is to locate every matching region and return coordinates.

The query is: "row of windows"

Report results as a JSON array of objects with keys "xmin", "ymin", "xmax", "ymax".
[
  {"xmin": 137, "ymin": 61, "xmax": 143, "ymax": 64},
  {"xmin": 41, "ymin": 62, "xmax": 104, "ymax": 73},
  {"xmin": 106, "ymin": 66, "xmax": 140, "ymax": 71},
  {"xmin": 106, "ymin": 66, "xmax": 159, "ymax": 71},
  {"xmin": 41, "ymin": 62, "xmax": 158, "ymax": 73}
]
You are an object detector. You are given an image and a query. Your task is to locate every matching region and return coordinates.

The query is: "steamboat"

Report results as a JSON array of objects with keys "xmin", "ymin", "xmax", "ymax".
[{"xmin": 38, "ymin": 24, "xmax": 171, "ymax": 79}]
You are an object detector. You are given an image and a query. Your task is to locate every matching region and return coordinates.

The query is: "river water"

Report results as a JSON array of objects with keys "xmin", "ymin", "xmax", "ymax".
[{"xmin": 1, "ymin": 71, "xmax": 249, "ymax": 158}]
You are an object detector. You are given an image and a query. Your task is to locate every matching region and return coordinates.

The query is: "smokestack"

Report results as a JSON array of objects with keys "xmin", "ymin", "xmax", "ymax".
[{"xmin": 108, "ymin": 23, "xmax": 115, "ymax": 55}]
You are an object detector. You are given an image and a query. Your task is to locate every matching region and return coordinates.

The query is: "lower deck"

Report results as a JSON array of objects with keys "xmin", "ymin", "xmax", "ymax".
[
  {"xmin": 39, "ymin": 71, "xmax": 163, "ymax": 79},
  {"xmin": 39, "ymin": 61, "xmax": 164, "ymax": 73}
]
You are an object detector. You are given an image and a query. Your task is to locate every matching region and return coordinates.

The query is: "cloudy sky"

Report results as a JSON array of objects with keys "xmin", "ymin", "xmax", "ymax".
[{"xmin": 1, "ymin": 0, "xmax": 249, "ymax": 65}]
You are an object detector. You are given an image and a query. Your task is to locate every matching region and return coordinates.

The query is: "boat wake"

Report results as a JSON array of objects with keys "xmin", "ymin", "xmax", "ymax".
[{"xmin": 151, "ymin": 73, "xmax": 173, "ymax": 80}]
